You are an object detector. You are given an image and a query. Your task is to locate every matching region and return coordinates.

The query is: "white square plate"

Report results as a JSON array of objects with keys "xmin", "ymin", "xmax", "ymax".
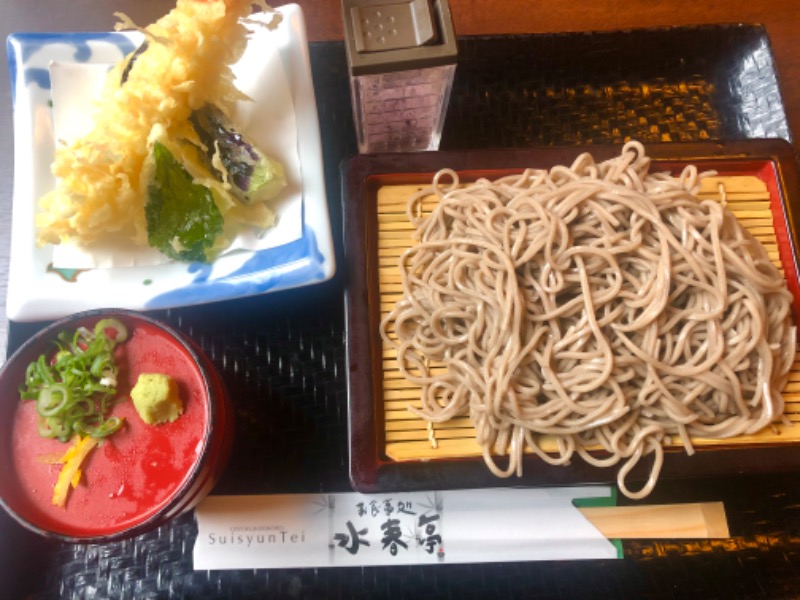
[{"xmin": 5, "ymin": 3, "xmax": 335, "ymax": 322}]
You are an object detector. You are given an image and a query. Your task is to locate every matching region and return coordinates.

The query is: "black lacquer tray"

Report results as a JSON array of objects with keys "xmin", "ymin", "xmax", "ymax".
[{"xmin": 4, "ymin": 23, "xmax": 800, "ymax": 600}]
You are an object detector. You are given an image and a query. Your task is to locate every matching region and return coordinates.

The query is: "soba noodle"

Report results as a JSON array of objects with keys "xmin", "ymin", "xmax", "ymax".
[{"xmin": 380, "ymin": 141, "xmax": 796, "ymax": 499}]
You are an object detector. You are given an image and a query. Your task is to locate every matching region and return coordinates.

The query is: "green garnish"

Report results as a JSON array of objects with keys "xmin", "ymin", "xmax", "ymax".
[
  {"xmin": 145, "ymin": 140, "xmax": 224, "ymax": 263},
  {"xmin": 19, "ymin": 320, "xmax": 129, "ymax": 442}
]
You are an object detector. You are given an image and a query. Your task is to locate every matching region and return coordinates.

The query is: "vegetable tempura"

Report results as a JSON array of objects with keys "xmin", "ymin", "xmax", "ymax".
[{"xmin": 37, "ymin": 0, "xmax": 286, "ymax": 262}]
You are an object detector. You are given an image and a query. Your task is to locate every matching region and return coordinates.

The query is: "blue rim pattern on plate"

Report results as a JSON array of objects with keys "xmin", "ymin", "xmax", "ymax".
[
  {"xmin": 7, "ymin": 32, "xmax": 139, "ymax": 104},
  {"xmin": 5, "ymin": 4, "xmax": 335, "ymax": 321}
]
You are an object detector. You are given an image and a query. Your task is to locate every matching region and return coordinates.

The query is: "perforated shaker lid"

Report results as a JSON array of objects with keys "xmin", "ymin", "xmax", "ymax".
[{"xmin": 343, "ymin": 0, "xmax": 458, "ymax": 75}]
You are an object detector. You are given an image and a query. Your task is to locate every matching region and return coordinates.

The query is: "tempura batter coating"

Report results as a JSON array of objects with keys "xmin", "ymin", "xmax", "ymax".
[{"xmin": 37, "ymin": 0, "xmax": 280, "ymax": 248}]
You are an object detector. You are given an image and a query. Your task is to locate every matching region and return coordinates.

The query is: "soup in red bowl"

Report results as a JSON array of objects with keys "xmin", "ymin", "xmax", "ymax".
[{"xmin": 0, "ymin": 309, "xmax": 233, "ymax": 542}]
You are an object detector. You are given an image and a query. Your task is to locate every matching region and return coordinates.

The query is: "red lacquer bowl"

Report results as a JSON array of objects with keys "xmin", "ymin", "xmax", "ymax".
[{"xmin": 0, "ymin": 309, "xmax": 233, "ymax": 542}]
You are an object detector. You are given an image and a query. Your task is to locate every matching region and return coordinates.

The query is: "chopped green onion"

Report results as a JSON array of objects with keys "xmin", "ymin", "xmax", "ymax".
[
  {"xmin": 37, "ymin": 384, "xmax": 70, "ymax": 417},
  {"xmin": 94, "ymin": 318, "xmax": 128, "ymax": 343},
  {"xmin": 19, "ymin": 320, "xmax": 128, "ymax": 442}
]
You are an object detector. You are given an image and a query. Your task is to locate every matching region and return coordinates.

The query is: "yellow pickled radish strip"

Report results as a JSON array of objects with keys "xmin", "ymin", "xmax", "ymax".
[{"xmin": 51, "ymin": 435, "xmax": 99, "ymax": 508}]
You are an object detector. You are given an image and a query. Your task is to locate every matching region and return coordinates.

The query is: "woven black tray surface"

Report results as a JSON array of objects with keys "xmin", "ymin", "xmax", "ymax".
[{"xmin": 3, "ymin": 23, "xmax": 800, "ymax": 600}]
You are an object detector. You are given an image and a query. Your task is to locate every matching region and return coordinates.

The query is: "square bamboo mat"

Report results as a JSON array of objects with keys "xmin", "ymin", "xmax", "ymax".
[{"xmin": 377, "ymin": 174, "xmax": 800, "ymax": 462}]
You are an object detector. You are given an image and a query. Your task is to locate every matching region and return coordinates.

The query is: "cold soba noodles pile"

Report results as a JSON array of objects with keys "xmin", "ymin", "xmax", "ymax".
[{"xmin": 380, "ymin": 142, "xmax": 796, "ymax": 499}]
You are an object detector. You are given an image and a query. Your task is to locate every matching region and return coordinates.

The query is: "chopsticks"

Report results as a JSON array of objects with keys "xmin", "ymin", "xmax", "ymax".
[{"xmin": 578, "ymin": 502, "xmax": 729, "ymax": 539}]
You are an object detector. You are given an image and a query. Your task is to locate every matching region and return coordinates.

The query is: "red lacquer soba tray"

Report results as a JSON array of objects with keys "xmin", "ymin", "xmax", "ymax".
[{"xmin": 342, "ymin": 139, "xmax": 800, "ymax": 494}]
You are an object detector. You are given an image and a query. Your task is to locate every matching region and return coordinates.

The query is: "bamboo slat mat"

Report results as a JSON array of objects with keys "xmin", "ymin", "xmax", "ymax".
[{"xmin": 377, "ymin": 174, "xmax": 800, "ymax": 462}]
